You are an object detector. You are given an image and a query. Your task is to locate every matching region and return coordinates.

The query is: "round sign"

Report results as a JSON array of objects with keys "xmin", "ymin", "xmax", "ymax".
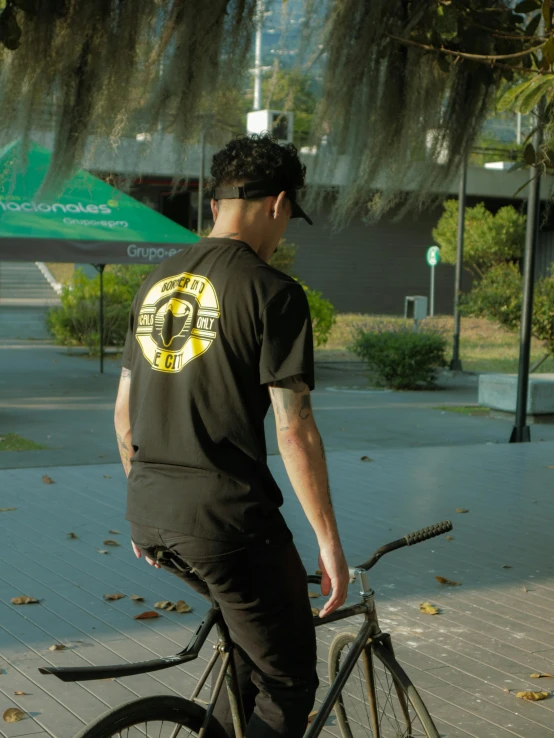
[{"xmin": 426, "ymin": 246, "xmax": 440, "ymax": 267}]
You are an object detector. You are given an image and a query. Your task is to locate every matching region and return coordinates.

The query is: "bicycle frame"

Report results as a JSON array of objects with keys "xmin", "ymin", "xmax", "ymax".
[{"xmin": 40, "ymin": 569, "xmax": 383, "ymax": 738}]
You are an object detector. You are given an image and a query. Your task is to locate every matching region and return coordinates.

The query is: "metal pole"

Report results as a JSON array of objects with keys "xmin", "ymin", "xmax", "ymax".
[
  {"xmin": 510, "ymin": 119, "xmax": 543, "ymax": 443},
  {"xmin": 430, "ymin": 264, "xmax": 435, "ymax": 317},
  {"xmin": 93, "ymin": 264, "xmax": 106, "ymax": 374},
  {"xmin": 98, "ymin": 264, "xmax": 105, "ymax": 374},
  {"xmin": 253, "ymin": 0, "xmax": 264, "ymax": 110},
  {"xmin": 198, "ymin": 129, "xmax": 205, "ymax": 234},
  {"xmin": 450, "ymin": 159, "xmax": 467, "ymax": 371},
  {"xmin": 516, "ymin": 112, "xmax": 522, "ymax": 146}
]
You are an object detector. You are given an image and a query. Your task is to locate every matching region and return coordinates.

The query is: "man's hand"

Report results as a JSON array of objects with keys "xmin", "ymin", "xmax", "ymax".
[
  {"xmin": 132, "ymin": 540, "xmax": 161, "ymax": 568},
  {"xmin": 318, "ymin": 544, "xmax": 349, "ymax": 618}
]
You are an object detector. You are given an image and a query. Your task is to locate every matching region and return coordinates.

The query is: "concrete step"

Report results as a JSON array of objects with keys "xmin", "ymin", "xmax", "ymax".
[{"xmin": 0, "ymin": 262, "xmax": 60, "ymax": 302}]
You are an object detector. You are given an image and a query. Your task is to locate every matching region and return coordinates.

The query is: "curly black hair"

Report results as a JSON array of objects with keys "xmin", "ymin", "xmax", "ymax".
[{"xmin": 209, "ymin": 133, "xmax": 306, "ymax": 193}]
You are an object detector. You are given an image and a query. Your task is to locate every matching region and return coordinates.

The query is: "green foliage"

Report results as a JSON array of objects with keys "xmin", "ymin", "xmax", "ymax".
[
  {"xmin": 47, "ymin": 257, "xmax": 335, "ymax": 350},
  {"xmin": 348, "ymin": 324, "xmax": 448, "ymax": 390},
  {"xmin": 299, "ymin": 282, "xmax": 337, "ymax": 347},
  {"xmin": 47, "ymin": 265, "xmax": 154, "ymax": 352},
  {"xmin": 262, "ymin": 70, "xmax": 318, "ymax": 148},
  {"xmin": 462, "ymin": 261, "xmax": 554, "ymax": 353},
  {"xmin": 269, "ymin": 238, "xmax": 298, "ymax": 277},
  {"xmin": 432, "ymin": 201, "xmax": 526, "ymax": 279}
]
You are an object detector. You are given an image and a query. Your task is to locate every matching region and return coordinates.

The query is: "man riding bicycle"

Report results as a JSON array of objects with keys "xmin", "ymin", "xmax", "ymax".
[{"xmin": 114, "ymin": 133, "xmax": 349, "ymax": 738}]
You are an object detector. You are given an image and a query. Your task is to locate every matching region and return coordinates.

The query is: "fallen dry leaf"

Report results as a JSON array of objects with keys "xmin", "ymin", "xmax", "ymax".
[
  {"xmin": 13, "ymin": 692, "xmax": 28, "ymax": 696},
  {"xmin": 134, "ymin": 611, "xmax": 160, "ymax": 620},
  {"xmin": 530, "ymin": 673, "xmax": 554, "ymax": 679},
  {"xmin": 103, "ymin": 540, "xmax": 120, "ymax": 547},
  {"xmin": 360, "ymin": 456, "xmax": 372, "ymax": 462},
  {"xmin": 419, "ymin": 602, "xmax": 439, "ymax": 615},
  {"xmin": 154, "ymin": 600, "xmax": 174, "ymax": 610},
  {"xmin": 315, "ymin": 569, "xmax": 322, "ymax": 575},
  {"xmin": 307, "ymin": 711, "xmax": 317, "ymax": 724},
  {"xmin": 108, "ymin": 529, "xmax": 120, "ymax": 534},
  {"xmin": 0, "ymin": 507, "xmax": 16, "ymax": 513},
  {"xmin": 311, "ymin": 607, "xmax": 320, "ymax": 616},
  {"xmin": 308, "ymin": 592, "xmax": 320, "ymax": 599},
  {"xmin": 10, "ymin": 596, "xmax": 39, "ymax": 605},
  {"xmin": 175, "ymin": 600, "xmax": 192, "ymax": 613},
  {"xmin": 436, "ymin": 576, "xmax": 461, "ymax": 587},
  {"xmin": 130, "ymin": 594, "xmax": 144, "ymax": 602},
  {"xmin": 97, "ymin": 549, "xmax": 109, "ymax": 555},
  {"xmin": 455, "ymin": 508, "xmax": 469, "ymax": 514},
  {"xmin": 49, "ymin": 644, "xmax": 66, "ymax": 651},
  {"xmin": 3, "ymin": 708, "xmax": 26, "ymax": 723},
  {"xmin": 67, "ymin": 532, "xmax": 78, "ymax": 539},
  {"xmin": 504, "ymin": 687, "xmax": 510, "ymax": 694},
  {"xmin": 445, "ymin": 535, "xmax": 453, "ymax": 541},
  {"xmin": 103, "ymin": 593, "xmax": 125, "ymax": 601},
  {"xmin": 523, "ymin": 586, "xmax": 528, "ymax": 593},
  {"xmin": 42, "ymin": 475, "xmax": 54, "ymax": 485},
  {"xmin": 502, "ymin": 565, "xmax": 512, "ymax": 569},
  {"xmin": 516, "ymin": 690, "xmax": 549, "ymax": 701},
  {"xmin": 103, "ymin": 475, "xmax": 111, "ymax": 479}
]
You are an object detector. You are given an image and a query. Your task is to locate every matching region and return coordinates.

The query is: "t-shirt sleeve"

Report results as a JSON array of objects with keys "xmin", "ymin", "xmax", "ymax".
[
  {"xmin": 122, "ymin": 296, "xmax": 137, "ymax": 369},
  {"xmin": 259, "ymin": 284, "xmax": 315, "ymax": 390}
]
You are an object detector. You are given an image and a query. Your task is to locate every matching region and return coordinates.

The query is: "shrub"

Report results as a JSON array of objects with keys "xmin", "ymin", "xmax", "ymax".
[
  {"xmin": 348, "ymin": 323, "xmax": 448, "ymax": 389},
  {"xmin": 47, "ymin": 265, "xmax": 155, "ymax": 352},
  {"xmin": 432, "ymin": 200, "xmax": 526, "ymax": 279},
  {"xmin": 298, "ymin": 281, "xmax": 337, "ymax": 347},
  {"xmin": 269, "ymin": 237, "xmax": 298, "ymax": 277},
  {"xmin": 462, "ymin": 261, "xmax": 554, "ymax": 354}
]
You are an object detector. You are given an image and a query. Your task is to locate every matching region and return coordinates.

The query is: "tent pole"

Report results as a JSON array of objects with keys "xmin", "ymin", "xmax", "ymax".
[
  {"xmin": 94, "ymin": 264, "xmax": 106, "ymax": 374},
  {"xmin": 510, "ymin": 123, "xmax": 542, "ymax": 443}
]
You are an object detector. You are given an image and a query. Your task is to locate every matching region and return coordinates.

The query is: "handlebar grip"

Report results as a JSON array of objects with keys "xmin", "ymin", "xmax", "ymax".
[{"xmin": 404, "ymin": 520, "xmax": 452, "ymax": 546}]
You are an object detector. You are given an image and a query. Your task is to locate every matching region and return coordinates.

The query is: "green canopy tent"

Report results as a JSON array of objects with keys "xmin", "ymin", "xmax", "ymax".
[{"xmin": 0, "ymin": 140, "xmax": 199, "ymax": 371}]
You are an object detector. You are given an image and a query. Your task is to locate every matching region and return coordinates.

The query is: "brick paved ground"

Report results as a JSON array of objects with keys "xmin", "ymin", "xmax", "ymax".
[{"xmin": 1, "ymin": 440, "xmax": 554, "ymax": 737}]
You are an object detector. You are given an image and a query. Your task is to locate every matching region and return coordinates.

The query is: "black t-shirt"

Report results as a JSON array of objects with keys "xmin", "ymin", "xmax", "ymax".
[{"xmin": 122, "ymin": 238, "xmax": 314, "ymax": 541}]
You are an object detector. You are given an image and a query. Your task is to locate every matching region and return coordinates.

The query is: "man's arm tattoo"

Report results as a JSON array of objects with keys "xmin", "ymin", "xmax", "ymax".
[{"xmin": 116, "ymin": 431, "xmax": 132, "ymax": 476}]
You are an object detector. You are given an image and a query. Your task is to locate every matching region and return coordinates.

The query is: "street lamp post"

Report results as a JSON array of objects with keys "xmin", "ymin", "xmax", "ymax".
[{"xmin": 450, "ymin": 159, "xmax": 467, "ymax": 371}]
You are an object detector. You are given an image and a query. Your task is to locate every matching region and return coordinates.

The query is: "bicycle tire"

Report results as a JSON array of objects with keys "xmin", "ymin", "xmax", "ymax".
[
  {"xmin": 328, "ymin": 631, "xmax": 439, "ymax": 738},
  {"xmin": 73, "ymin": 695, "xmax": 228, "ymax": 738}
]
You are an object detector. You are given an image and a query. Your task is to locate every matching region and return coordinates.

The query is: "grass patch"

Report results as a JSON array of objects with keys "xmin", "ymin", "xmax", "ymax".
[
  {"xmin": 0, "ymin": 433, "xmax": 48, "ymax": 451},
  {"xmin": 45, "ymin": 263, "xmax": 75, "ymax": 284},
  {"xmin": 319, "ymin": 314, "xmax": 554, "ymax": 374},
  {"xmin": 434, "ymin": 406, "xmax": 491, "ymax": 417}
]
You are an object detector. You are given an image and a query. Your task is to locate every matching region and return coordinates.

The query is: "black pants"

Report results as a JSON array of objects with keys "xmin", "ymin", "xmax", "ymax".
[{"xmin": 130, "ymin": 523, "xmax": 318, "ymax": 738}]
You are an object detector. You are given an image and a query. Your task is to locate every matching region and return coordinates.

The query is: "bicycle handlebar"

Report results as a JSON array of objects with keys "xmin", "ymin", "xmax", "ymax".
[{"xmin": 355, "ymin": 520, "xmax": 453, "ymax": 571}]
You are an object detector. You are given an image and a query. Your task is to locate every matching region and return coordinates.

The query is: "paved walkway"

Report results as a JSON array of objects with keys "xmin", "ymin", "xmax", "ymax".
[
  {"xmin": 1, "ymin": 442, "xmax": 554, "ymax": 737},
  {"xmin": 3, "ymin": 334, "xmax": 554, "ymax": 736},
  {"xmin": 2, "ymin": 338, "xmax": 554, "ymax": 471}
]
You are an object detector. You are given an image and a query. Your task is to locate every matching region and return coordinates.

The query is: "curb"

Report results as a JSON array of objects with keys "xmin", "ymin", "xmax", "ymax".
[{"xmin": 36, "ymin": 262, "xmax": 62, "ymax": 296}]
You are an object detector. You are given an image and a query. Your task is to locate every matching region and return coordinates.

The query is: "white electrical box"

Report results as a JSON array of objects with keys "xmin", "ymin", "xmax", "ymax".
[
  {"xmin": 247, "ymin": 109, "xmax": 294, "ymax": 143},
  {"xmin": 404, "ymin": 296, "xmax": 428, "ymax": 321}
]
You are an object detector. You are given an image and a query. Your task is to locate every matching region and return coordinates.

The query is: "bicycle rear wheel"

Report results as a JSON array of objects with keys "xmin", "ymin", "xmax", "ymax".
[
  {"xmin": 73, "ymin": 695, "xmax": 227, "ymax": 738},
  {"xmin": 328, "ymin": 631, "xmax": 439, "ymax": 738}
]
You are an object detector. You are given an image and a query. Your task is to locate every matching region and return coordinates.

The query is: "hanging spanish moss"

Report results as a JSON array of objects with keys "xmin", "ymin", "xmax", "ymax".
[
  {"xmin": 0, "ymin": 0, "xmax": 257, "ymax": 194},
  {"xmin": 0, "ymin": 0, "xmax": 541, "ymax": 221},
  {"xmin": 304, "ymin": 0, "xmax": 526, "ymax": 224}
]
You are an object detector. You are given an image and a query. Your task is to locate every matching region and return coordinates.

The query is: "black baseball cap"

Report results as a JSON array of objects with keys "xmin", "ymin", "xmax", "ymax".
[{"xmin": 212, "ymin": 180, "xmax": 313, "ymax": 225}]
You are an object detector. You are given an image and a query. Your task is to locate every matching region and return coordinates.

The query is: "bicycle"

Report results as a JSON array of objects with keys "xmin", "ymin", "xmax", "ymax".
[{"xmin": 39, "ymin": 520, "xmax": 453, "ymax": 738}]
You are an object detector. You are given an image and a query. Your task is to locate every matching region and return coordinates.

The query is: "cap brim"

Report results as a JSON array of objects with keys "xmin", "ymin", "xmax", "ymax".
[{"xmin": 290, "ymin": 199, "xmax": 313, "ymax": 225}]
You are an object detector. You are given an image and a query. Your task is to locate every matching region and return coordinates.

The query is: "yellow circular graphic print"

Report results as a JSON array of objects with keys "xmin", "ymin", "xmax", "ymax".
[{"xmin": 135, "ymin": 271, "xmax": 220, "ymax": 373}]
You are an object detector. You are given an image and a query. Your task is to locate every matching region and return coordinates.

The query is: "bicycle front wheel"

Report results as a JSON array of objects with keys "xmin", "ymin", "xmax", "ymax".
[
  {"xmin": 73, "ymin": 695, "xmax": 228, "ymax": 738},
  {"xmin": 328, "ymin": 631, "xmax": 439, "ymax": 738}
]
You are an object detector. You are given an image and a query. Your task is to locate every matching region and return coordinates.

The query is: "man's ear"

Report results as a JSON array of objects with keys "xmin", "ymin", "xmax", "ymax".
[
  {"xmin": 273, "ymin": 190, "xmax": 288, "ymax": 220},
  {"xmin": 210, "ymin": 199, "xmax": 219, "ymax": 221}
]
